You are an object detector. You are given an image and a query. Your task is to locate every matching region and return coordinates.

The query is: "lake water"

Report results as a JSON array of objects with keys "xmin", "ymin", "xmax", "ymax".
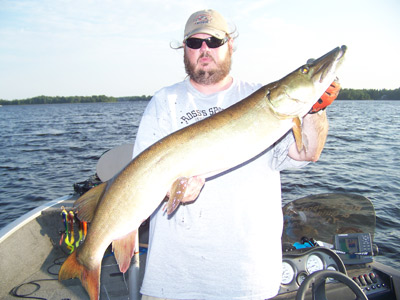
[{"xmin": 0, "ymin": 100, "xmax": 399, "ymax": 269}]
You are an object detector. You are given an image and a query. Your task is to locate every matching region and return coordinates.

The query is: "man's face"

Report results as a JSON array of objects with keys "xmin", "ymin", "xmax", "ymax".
[{"xmin": 184, "ymin": 33, "xmax": 233, "ymax": 85}]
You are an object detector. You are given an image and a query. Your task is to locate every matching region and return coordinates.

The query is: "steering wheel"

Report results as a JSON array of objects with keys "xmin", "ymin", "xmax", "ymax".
[{"xmin": 295, "ymin": 270, "xmax": 368, "ymax": 300}]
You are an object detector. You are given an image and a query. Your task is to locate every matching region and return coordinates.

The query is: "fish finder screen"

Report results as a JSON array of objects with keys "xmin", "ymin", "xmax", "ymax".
[
  {"xmin": 334, "ymin": 233, "xmax": 373, "ymax": 264},
  {"xmin": 338, "ymin": 237, "xmax": 359, "ymax": 257}
]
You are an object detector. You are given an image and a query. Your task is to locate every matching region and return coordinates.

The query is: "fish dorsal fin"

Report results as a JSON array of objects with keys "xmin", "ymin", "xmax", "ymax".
[
  {"xmin": 112, "ymin": 229, "xmax": 137, "ymax": 273},
  {"xmin": 74, "ymin": 182, "xmax": 107, "ymax": 222}
]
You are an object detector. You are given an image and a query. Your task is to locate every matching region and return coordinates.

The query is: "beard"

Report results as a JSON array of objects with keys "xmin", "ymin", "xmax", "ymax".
[{"xmin": 184, "ymin": 50, "xmax": 232, "ymax": 85}]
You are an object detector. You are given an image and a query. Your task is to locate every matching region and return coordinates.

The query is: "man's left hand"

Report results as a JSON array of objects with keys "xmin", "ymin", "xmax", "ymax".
[{"xmin": 309, "ymin": 78, "xmax": 341, "ymax": 114}]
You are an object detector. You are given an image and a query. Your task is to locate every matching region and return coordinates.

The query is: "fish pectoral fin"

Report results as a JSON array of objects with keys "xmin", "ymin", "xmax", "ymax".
[
  {"xmin": 292, "ymin": 117, "xmax": 305, "ymax": 153},
  {"xmin": 166, "ymin": 176, "xmax": 205, "ymax": 215},
  {"xmin": 59, "ymin": 251, "xmax": 101, "ymax": 300},
  {"xmin": 74, "ymin": 182, "xmax": 108, "ymax": 222},
  {"xmin": 166, "ymin": 177, "xmax": 188, "ymax": 215},
  {"xmin": 112, "ymin": 229, "xmax": 137, "ymax": 273}
]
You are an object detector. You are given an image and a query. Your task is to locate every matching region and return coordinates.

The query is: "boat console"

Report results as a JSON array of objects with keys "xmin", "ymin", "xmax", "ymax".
[{"xmin": 271, "ymin": 193, "xmax": 400, "ymax": 300}]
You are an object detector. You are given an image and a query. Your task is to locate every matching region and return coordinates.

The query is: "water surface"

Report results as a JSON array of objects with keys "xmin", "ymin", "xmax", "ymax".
[{"xmin": 0, "ymin": 100, "xmax": 399, "ymax": 269}]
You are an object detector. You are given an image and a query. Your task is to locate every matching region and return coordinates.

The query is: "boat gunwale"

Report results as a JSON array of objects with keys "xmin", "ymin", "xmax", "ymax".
[{"xmin": 0, "ymin": 194, "xmax": 74, "ymax": 243}]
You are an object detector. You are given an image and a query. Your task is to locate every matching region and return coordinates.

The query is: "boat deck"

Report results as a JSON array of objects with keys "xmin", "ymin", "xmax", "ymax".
[{"xmin": 0, "ymin": 195, "xmax": 147, "ymax": 300}]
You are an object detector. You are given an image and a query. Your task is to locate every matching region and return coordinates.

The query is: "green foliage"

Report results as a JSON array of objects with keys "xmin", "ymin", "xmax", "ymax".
[
  {"xmin": 0, "ymin": 95, "xmax": 152, "ymax": 106},
  {"xmin": 337, "ymin": 88, "xmax": 400, "ymax": 100},
  {"xmin": 117, "ymin": 95, "xmax": 152, "ymax": 102},
  {"xmin": 1, "ymin": 88, "xmax": 399, "ymax": 105}
]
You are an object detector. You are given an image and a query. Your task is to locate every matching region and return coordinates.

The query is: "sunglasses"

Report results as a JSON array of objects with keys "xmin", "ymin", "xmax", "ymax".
[{"xmin": 185, "ymin": 36, "xmax": 229, "ymax": 49}]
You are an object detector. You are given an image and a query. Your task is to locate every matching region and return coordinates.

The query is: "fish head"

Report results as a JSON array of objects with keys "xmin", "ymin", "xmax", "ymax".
[{"xmin": 267, "ymin": 45, "xmax": 347, "ymax": 118}]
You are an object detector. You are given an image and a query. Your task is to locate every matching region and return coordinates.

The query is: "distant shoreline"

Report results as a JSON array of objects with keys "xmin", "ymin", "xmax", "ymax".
[
  {"xmin": 1, "ymin": 88, "xmax": 399, "ymax": 105},
  {"xmin": 337, "ymin": 88, "xmax": 400, "ymax": 101},
  {"xmin": 0, "ymin": 95, "xmax": 152, "ymax": 106}
]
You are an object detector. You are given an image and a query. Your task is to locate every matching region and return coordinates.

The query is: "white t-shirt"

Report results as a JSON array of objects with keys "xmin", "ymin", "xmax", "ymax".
[{"xmin": 133, "ymin": 78, "xmax": 308, "ymax": 300}]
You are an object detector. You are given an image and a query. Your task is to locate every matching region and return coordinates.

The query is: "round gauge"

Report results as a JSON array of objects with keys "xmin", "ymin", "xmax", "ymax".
[
  {"xmin": 306, "ymin": 254, "xmax": 324, "ymax": 274},
  {"xmin": 327, "ymin": 265, "xmax": 337, "ymax": 271},
  {"xmin": 297, "ymin": 272, "xmax": 308, "ymax": 285},
  {"xmin": 326, "ymin": 265, "xmax": 337, "ymax": 283},
  {"xmin": 281, "ymin": 262, "xmax": 295, "ymax": 285}
]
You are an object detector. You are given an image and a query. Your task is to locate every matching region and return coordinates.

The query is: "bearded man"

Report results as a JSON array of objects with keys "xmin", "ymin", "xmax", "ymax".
[{"xmin": 133, "ymin": 9, "xmax": 339, "ymax": 300}]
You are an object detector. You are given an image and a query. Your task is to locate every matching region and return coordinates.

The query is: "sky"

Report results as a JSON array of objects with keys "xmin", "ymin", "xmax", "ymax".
[{"xmin": 0, "ymin": 0, "xmax": 399, "ymax": 100}]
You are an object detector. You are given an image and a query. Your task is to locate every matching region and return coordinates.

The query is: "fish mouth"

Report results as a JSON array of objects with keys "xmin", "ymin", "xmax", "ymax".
[
  {"xmin": 312, "ymin": 45, "xmax": 347, "ymax": 83},
  {"xmin": 337, "ymin": 45, "xmax": 347, "ymax": 60}
]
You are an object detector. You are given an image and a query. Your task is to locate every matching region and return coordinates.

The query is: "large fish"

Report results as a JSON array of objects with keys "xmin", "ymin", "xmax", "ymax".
[{"xmin": 59, "ymin": 45, "xmax": 347, "ymax": 299}]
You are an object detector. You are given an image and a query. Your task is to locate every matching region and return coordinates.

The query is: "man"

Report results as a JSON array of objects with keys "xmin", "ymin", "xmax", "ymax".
[{"xmin": 133, "ymin": 9, "xmax": 339, "ymax": 300}]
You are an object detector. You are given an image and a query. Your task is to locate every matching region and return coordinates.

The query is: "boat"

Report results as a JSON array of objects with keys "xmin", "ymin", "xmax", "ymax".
[{"xmin": 1, "ymin": 146, "xmax": 399, "ymax": 300}]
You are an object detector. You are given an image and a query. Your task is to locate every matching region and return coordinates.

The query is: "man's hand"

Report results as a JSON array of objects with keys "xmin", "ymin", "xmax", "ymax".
[
  {"xmin": 309, "ymin": 78, "xmax": 341, "ymax": 114},
  {"xmin": 181, "ymin": 176, "xmax": 205, "ymax": 203}
]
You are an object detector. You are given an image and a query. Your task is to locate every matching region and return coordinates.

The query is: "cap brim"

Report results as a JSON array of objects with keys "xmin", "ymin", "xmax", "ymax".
[{"xmin": 184, "ymin": 27, "xmax": 227, "ymax": 41}]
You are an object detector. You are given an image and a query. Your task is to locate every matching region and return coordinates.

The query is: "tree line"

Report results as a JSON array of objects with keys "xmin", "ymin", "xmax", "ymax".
[
  {"xmin": 1, "ymin": 88, "xmax": 399, "ymax": 106},
  {"xmin": 0, "ymin": 95, "xmax": 152, "ymax": 106},
  {"xmin": 117, "ymin": 95, "xmax": 152, "ymax": 102},
  {"xmin": 336, "ymin": 88, "xmax": 400, "ymax": 100}
]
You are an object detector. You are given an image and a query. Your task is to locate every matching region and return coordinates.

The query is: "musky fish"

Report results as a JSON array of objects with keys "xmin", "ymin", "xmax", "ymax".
[{"xmin": 59, "ymin": 45, "xmax": 347, "ymax": 299}]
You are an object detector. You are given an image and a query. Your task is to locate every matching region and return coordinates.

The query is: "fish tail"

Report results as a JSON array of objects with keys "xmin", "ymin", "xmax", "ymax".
[{"xmin": 59, "ymin": 251, "xmax": 101, "ymax": 300}]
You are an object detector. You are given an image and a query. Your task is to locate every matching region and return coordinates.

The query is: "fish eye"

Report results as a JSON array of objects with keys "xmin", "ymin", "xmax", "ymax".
[{"xmin": 301, "ymin": 66, "xmax": 310, "ymax": 74}]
